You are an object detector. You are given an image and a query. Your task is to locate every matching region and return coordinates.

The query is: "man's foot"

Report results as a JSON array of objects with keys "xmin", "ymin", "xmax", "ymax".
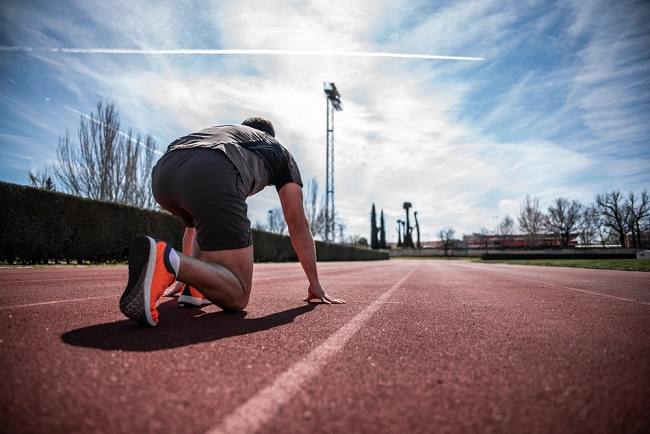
[
  {"xmin": 119, "ymin": 236, "xmax": 176, "ymax": 326},
  {"xmin": 177, "ymin": 284, "xmax": 212, "ymax": 308}
]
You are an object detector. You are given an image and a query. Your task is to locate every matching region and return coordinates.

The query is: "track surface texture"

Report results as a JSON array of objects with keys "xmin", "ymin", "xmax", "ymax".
[{"xmin": 1, "ymin": 260, "xmax": 649, "ymax": 434}]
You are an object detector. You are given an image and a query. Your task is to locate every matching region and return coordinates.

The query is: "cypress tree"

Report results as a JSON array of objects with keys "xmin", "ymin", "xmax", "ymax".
[
  {"xmin": 370, "ymin": 203, "xmax": 379, "ymax": 249},
  {"xmin": 379, "ymin": 209, "xmax": 386, "ymax": 248}
]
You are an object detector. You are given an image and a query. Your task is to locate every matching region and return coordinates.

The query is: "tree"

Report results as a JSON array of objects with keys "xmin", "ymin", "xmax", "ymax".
[
  {"xmin": 267, "ymin": 207, "xmax": 287, "ymax": 235},
  {"xmin": 579, "ymin": 206, "xmax": 600, "ymax": 247},
  {"xmin": 337, "ymin": 221, "xmax": 346, "ymax": 243},
  {"xmin": 626, "ymin": 191, "xmax": 650, "ymax": 248},
  {"xmin": 304, "ymin": 178, "xmax": 326, "ymax": 239},
  {"xmin": 403, "ymin": 202, "xmax": 414, "ymax": 248},
  {"xmin": 499, "ymin": 214, "xmax": 516, "ymax": 248},
  {"xmin": 518, "ymin": 195, "xmax": 544, "ymax": 247},
  {"xmin": 595, "ymin": 191, "xmax": 629, "ymax": 247},
  {"xmin": 346, "ymin": 235, "xmax": 368, "ymax": 247},
  {"xmin": 439, "ymin": 227, "xmax": 456, "ymax": 257},
  {"xmin": 53, "ymin": 101, "xmax": 156, "ymax": 208},
  {"xmin": 370, "ymin": 203, "xmax": 379, "ymax": 249},
  {"xmin": 499, "ymin": 215, "xmax": 515, "ymax": 235},
  {"xmin": 379, "ymin": 209, "xmax": 386, "ymax": 249},
  {"xmin": 413, "ymin": 211, "xmax": 421, "ymax": 249},
  {"xmin": 27, "ymin": 169, "xmax": 55, "ymax": 191},
  {"xmin": 545, "ymin": 198, "xmax": 583, "ymax": 248}
]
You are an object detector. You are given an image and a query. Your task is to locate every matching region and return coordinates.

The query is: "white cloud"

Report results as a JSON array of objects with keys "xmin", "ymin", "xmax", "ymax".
[{"xmin": 1, "ymin": 0, "xmax": 648, "ymax": 242}]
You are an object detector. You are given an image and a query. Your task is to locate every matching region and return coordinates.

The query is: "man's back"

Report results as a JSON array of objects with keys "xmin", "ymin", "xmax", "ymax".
[{"xmin": 166, "ymin": 124, "xmax": 301, "ymax": 196}]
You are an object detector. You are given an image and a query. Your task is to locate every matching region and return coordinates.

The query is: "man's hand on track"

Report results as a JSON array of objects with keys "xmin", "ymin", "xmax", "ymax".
[{"xmin": 303, "ymin": 283, "xmax": 345, "ymax": 304}]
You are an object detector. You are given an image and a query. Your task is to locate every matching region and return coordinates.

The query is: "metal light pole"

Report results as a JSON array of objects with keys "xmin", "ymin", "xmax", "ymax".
[{"xmin": 323, "ymin": 82, "xmax": 342, "ymax": 242}]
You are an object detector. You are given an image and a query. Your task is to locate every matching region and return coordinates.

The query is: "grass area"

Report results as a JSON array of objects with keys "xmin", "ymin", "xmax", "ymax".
[
  {"xmin": 392, "ymin": 256, "xmax": 469, "ymax": 261},
  {"xmin": 473, "ymin": 258, "xmax": 650, "ymax": 272}
]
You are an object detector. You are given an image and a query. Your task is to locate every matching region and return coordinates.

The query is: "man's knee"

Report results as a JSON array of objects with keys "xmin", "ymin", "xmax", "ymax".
[{"xmin": 223, "ymin": 292, "xmax": 250, "ymax": 312}]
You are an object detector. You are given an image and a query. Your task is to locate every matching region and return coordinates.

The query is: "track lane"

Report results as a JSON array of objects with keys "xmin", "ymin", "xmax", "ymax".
[
  {"xmin": 0, "ymin": 261, "xmax": 390, "ymax": 308},
  {"xmin": 0, "ymin": 261, "xmax": 414, "ymax": 434},
  {"xmin": 448, "ymin": 261, "xmax": 650, "ymax": 305},
  {"xmin": 263, "ymin": 260, "xmax": 650, "ymax": 434},
  {"xmin": 1, "ymin": 260, "xmax": 648, "ymax": 434}
]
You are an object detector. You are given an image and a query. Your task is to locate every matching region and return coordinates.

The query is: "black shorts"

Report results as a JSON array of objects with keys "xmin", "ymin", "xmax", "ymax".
[{"xmin": 151, "ymin": 148, "xmax": 252, "ymax": 251}]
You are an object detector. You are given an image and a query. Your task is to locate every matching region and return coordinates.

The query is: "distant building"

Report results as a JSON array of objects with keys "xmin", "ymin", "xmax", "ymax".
[
  {"xmin": 463, "ymin": 233, "xmax": 578, "ymax": 249},
  {"xmin": 387, "ymin": 239, "xmax": 465, "ymax": 249},
  {"xmin": 625, "ymin": 232, "xmax": 650, "ymax": 248}
]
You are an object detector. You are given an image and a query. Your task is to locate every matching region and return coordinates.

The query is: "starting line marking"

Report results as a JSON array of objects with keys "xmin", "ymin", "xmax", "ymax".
[{"xmin": 206, "ymin": 266, "xmax": 419, "ymax": 434}]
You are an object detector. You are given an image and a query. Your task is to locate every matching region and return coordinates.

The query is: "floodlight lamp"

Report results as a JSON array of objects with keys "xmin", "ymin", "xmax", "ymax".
[{"xmin": 323, "ymin": 82, "xmax": 343, "ymax": 111}]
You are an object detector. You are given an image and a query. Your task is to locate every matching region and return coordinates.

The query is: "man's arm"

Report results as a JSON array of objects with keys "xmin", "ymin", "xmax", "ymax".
[{"xmin": 278, "ymin": 183, "xmax": 344, "ymax": 304}]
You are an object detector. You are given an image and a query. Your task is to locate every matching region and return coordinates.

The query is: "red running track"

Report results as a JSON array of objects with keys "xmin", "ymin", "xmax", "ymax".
[{"xmin": 0, "ymin": 260, "xmax": 648, "ymax": 434}]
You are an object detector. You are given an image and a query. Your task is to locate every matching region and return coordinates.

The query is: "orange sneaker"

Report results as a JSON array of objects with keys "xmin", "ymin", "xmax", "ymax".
[
  {"xmin": 177, "ymin": 284, "xmax": 212, "ymax": 307},
  {"xmin": 120, "ymin": 236, "xmax": 176, "ymax": 326}
]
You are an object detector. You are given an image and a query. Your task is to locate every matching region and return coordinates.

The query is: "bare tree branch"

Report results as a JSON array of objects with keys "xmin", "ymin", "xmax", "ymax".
[
  {"xmin": 595, "ymin": 191, "xmax": 629, "ymax": 247},
  {"xmin": 545, "ymin": 198, "xmax": 583, "ymax": 248},
  {"xmin": 51, "ymin": 101, "xmax": 157, "ymax": 208},
  {"xmin": 518, "ymin": 195, "xmax": 544, "ymax": 247}
]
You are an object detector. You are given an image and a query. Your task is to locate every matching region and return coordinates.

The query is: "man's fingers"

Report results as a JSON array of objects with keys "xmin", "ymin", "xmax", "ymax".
[
  {"xmin": 163, "ymin": 282, "xmax": 182, "ymax": 297},
  {"xmin": 304, "ymin": 291, "xmax": 344, "ymax": 304},
  {"xmin": 324, "ymin": 294, "xmax": 346, "ymax": 304}
]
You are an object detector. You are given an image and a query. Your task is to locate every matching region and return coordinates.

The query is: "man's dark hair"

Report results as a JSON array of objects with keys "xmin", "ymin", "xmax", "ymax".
[{"xmin": 242, "ymin": 117, "xmax": 275, "ymax": 137}]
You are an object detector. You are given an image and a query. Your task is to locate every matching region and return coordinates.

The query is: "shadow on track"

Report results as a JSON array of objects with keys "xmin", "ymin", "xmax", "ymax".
[{"xmin": 61, "ymin": 299, "xmax": 316, "ymax": 351}]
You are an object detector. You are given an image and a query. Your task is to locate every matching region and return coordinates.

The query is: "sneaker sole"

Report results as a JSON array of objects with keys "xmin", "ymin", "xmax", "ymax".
[
  {"xmin": 119, "ymin": 236, "xmax": 158, "ymax": 326},
  {"xmin": 177, "ymin": 293, "xmax": 212, "ymax": 308}
]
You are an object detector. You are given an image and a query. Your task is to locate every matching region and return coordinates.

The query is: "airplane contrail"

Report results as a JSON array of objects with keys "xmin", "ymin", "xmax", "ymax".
[
  {"xmin": 63, "ymin": 105, "xmax": 163, "ymax": 156},
  {"xmin": 0, "ymin": 46, "xmax": 484, "ymax": 61}
]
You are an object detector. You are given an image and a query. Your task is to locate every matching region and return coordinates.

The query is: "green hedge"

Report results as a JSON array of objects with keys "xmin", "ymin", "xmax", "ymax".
[
  {"xmin": 0, "ymin": 181, "xmax": 387, "ymax": 264},
  {"xmin": 0, "ymin": 181, "xmax": 184, "ymax": 264}
]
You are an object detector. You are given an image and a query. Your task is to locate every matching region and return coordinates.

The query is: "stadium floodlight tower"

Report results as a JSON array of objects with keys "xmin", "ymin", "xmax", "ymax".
[{"xmin": 323, "ymin": 82, "xmax": 342, "ymax": 242}]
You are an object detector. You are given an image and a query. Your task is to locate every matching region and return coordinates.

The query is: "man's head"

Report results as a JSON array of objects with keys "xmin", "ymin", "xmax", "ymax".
[{"xmin": 242, "ymin": 117, "xmax": 275, "ymax": 137}]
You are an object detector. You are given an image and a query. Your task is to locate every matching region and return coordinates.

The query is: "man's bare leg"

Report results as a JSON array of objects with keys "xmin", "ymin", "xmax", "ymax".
[
  {"xmin": 165, "ymin": 227, "xmax": 198, "ymax": 296},
  {"xmin": 175, "ymin": 243, "xmax": 253, "ymax": 312}
]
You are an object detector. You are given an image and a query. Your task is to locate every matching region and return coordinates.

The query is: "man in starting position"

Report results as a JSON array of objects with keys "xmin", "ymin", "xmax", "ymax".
[{"xmin": 119, "ymin": 117, "xmax": 344, "ymax": 327}]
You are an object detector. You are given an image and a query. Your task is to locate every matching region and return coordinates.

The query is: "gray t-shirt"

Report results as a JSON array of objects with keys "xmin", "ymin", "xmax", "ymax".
[{"xmin": 165, "ymin": 125, "xmax": 303, "ymax": 197}]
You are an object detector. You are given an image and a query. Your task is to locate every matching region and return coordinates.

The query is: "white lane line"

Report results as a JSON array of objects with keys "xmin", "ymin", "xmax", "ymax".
[
  {"xmin": 0, "ymin": 264, "xmax": 393, "ymax": 310},
  {"xmin": 0, "ymin": 295, "xmax": 118, "ymax": 310},
  {"xmin": 0, "ymin": 276, "xmax": 121, "ymax": 285},
  {"xmin": 455, "ymin": 263, "xmax": 650, "ymax": 306},
  {"xmin": 206, "ymin": 266, "xmax": 419, "ymax": 434},
  {"xmin": 0, "ymin": 263, "xmax": 381, "ymax": 285}
]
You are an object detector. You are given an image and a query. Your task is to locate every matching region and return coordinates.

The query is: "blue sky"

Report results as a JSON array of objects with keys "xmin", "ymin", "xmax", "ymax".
[{"xmin": 1, "ymin": 0, "xmax": 648, "ymax": 241}]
